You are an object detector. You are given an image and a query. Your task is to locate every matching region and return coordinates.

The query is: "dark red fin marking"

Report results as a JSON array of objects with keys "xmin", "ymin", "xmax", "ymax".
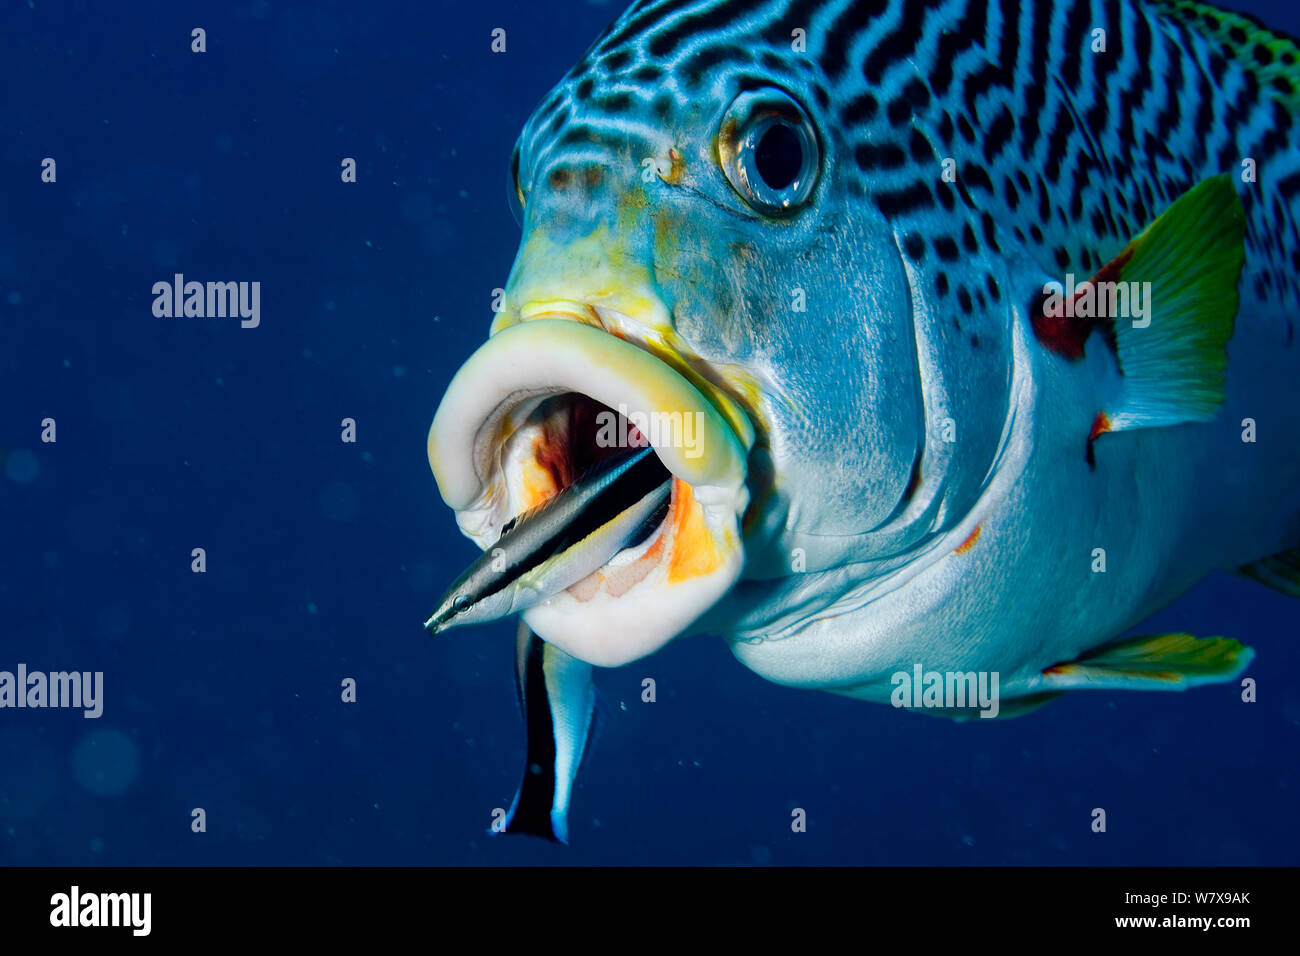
[
  {"xmin": 1031, "ymin": 247, "xmax": 1133, "ymax": 360},
  {"xmin": 1088, "ymin": 411, "xmax": 1112, "ymax": 442},
  {"xmin": 1084, "ymin": 410, "xmax": 1112, "ymax": 469}
]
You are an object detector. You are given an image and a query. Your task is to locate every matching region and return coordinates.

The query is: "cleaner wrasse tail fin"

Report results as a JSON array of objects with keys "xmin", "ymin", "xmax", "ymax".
[{"xmin": 499, "ymin": 619, "xmax": 599, "ymax": 844}]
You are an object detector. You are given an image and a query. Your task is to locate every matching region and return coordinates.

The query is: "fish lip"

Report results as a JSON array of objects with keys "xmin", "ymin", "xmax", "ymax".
[
  {"xmin": 428, "ymin": 317, "xmax": 753, "ymax": 553},
  {"xmin": 427, "ymin": 317, "xmax": 755, "ymax": 665}
]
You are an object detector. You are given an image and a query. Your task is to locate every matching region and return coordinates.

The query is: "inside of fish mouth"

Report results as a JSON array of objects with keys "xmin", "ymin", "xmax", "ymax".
[{"xmin": 498, "ymin": 391, "xmax": 671, "ymax": 546}]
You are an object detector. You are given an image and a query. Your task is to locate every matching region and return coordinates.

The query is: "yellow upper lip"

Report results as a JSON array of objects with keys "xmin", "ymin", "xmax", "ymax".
[
  {"xmin": 515, "ymin": 301, "xmax": 757, "ymax": 451},
  {"xmin": 427, "ymin": 318, "xmax": 753, "ymax": 516}
]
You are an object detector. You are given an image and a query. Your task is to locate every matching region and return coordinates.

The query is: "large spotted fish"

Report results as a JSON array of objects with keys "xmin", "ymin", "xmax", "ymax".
[{"xmin": 426, "ymin": 0, "xmax": 1300, "ymax": 840}]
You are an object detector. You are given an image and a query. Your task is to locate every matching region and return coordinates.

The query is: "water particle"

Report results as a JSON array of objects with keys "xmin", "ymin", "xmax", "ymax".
[
  {"xmin": 319, "ymin": 480, "xmax": 358, "ymax": 521},
  {"xmin": 5, "ymin": 450, "xmax": 39, "ymax": 484},
  {"xmin": 71, "ymin": 730, "xmax": 141, "ymax": 797}
]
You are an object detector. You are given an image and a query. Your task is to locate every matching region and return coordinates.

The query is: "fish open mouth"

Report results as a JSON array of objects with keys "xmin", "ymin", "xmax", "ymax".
[{"xmin": 428, "ymin": 319, "xmax": 753, "ymax": 666}]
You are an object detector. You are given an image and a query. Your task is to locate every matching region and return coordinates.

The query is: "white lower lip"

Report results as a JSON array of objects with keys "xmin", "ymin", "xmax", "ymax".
[{"xmin": 427, "ymin": 318, "xmax": 754, "ymax": 666}]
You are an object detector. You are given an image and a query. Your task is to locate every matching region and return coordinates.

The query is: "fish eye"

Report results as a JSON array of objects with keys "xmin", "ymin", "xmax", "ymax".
[
  {"xmin": 507, "ymin": 145, "xmax": 526, "ymax": 228},
  {"xmin": 718, "ymin": 89, "xmax": 819, "ymax": 217},
  {"xmin": 452, "ymin": 593, "xmax": 471, "ymax": 613}
]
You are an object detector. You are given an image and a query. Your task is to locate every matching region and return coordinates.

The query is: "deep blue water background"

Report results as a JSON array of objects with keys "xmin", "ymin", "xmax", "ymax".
[{"xmin": 1, "ymin": 0, "xmax": 1297, "ymax": 866}]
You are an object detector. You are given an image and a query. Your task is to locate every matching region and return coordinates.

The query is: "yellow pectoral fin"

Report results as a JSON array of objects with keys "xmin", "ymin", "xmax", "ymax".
[{"xmin": 1041, "ymin": 633, "xmax": 1254, "ymax": 691}]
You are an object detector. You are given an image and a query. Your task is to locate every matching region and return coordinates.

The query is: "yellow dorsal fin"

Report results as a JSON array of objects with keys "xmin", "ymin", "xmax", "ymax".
[{"xmin": 1153, "ymin": 0, "xmax": 1300, "ymax": 112}]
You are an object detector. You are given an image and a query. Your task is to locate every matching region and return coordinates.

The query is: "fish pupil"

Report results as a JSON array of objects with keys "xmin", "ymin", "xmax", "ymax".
[{"xmin": 754, "ymin": 122, "xmax": 802, "ymax": 191}]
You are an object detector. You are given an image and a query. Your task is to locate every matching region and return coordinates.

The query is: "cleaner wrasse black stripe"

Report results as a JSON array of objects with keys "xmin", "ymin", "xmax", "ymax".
[{"xmin": 425, "ymin": 445, "xmax": 672, "ymax": 635}]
